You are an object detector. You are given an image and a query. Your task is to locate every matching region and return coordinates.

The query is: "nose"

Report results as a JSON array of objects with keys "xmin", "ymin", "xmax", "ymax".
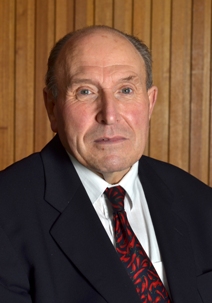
[{"xmin": 96, "ymin": 89, "xmax": 120, "ymax": 125}]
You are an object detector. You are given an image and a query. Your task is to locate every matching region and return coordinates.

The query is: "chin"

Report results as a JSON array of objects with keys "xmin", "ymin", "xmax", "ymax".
[{"xmin": 97, "ymin": 158, "xmax": 133, "ymax": 174}]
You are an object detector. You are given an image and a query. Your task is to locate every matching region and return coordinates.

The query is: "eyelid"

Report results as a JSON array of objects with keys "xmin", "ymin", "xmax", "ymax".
[
  {"xmin": 118, "ymin": 84, "xmax": 134, "ymax": 92},
  {"xmin": 120, "ymin": 85, "xmax": 133, "ymax": 89},
  {"xmin": 76, "ymin": 85, "xmax": 98, "ymax": 94},
  {"xmin": 119, "ymin": 81, "xmax": 135, "ymax": 88},
  {"xmin": 77, "ymin": 87, "xmax": 93, "ymax": 92}
]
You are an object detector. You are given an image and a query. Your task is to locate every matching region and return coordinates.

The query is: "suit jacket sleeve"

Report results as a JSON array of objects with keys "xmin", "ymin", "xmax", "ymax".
[{"xmin": 0, "ymin": 225, "xmax": 32, "ymax": 303}]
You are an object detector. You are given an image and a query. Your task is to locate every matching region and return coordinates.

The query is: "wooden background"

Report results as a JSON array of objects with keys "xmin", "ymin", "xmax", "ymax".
[{"xmin": 1, "ymin": 0, "xmax": 212, "ymax": 185}]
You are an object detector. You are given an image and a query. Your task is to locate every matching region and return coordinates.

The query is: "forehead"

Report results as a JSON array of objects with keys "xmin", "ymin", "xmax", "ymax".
[{"xmin": 57, "ymin": 30, "xmax": 145, "ymax": 80}]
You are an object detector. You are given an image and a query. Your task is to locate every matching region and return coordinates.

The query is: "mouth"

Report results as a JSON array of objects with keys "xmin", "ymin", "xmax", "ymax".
[{"xmin": 94, "ymin": 136, "xmax": 127, "ymax": 144}]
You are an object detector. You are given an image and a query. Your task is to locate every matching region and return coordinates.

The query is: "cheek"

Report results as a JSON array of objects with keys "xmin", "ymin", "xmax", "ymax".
[
  {"xmin": 127, "ymin": 103, "xmax": 150, "ymax": 129},
  {"xmin": 62, "ymin": 103, "xmax": 93, "ymax": 135}
]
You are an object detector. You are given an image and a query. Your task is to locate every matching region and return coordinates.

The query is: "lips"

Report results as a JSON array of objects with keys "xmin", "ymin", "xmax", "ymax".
[{"xmin": 94, "ymin": 136, "xmax": 127, "ymax": 143}]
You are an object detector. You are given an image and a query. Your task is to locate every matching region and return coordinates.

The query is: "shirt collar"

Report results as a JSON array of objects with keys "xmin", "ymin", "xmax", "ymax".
[{"xmin": 68, "ymin": 153, "xmax": 139, "ymax": 205}]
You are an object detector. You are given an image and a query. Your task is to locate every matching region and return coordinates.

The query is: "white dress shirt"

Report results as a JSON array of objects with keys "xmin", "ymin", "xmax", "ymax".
[{"xmin": 69, "ymin": 154, "xmax": 168, "ymax": 289}]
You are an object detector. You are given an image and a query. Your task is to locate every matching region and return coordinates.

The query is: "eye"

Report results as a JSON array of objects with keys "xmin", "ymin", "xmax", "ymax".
[
  {"xmin": 121, "ymin": 87, "xmax": 133, "ymax": 94},
  {"xmin": 114, "ymin": 86, "xmax": 135, "ymax": 101},
  {"xmin": 78, "ymin": 89, "xmax": 92, "ymax": 95},
  {"xmin": 75, "ymin": 87, "xmax": 98, "ymax": 102}
]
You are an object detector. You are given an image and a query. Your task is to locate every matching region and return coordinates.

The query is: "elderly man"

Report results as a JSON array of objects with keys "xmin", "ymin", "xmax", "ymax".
[{"xmin": 0, "ymin": 25, "xmax": 211, "ymax": 303}]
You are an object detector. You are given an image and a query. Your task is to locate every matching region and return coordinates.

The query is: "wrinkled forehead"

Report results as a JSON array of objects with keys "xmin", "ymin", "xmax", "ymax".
[{"xmin": 55, "ymin": 29, "xmax": 145, "ymax": 87}]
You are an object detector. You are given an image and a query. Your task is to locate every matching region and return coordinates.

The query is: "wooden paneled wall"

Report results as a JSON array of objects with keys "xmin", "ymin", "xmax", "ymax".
[{"xmin": 1, "ymin": 0, "xmax": 212, "ymax": 185}]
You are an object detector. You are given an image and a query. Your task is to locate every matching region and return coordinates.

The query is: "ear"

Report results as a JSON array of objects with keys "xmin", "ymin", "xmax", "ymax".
[
  {"xmin": 43, "ymin": 87, "xmax": 58, "ymax": 133},
  {"xmin": 147, "ymin": 86, "xmax": 158, "ymax": 119}
]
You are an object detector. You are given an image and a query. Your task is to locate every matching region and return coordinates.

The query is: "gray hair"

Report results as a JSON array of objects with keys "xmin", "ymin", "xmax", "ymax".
[{"xmin": 45, "ymin": 25, "xmax": 153, "ymax": 99}]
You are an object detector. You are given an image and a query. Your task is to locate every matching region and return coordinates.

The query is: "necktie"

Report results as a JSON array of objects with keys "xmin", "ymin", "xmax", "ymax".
[{"xmin": 104, "ymin": 186, "xmax": 171, "ymax": 303}]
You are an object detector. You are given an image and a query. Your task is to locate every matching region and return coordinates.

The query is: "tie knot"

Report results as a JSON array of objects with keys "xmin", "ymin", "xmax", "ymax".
[{"xmin": 104, "ymin": 186, "xmax": 126, "ymax": 213}]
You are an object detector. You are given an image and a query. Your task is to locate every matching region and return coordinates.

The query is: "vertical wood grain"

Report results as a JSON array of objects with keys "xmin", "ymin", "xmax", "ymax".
[
  {"xmin": 15, "ymin": 0, "xmax": 35, "ymax": 161},
  {"xmin": 55, "ymin": 0, "xmax": 74, "ymax": 40},
  {"xmin": 169, "ymin": 0, "xmax": 192, "ymax": 171},
  {"xmin": 114, "ymin": 0, "xmax": 133, "ymax": 34},
  {"xmin": 150, "ymin": 0, "xmax": 171, "ymax": 162},
  {"xmin": 34, "ymin": 0, "xmax": 55, "ymax": 152},
  {"xmin": 133, "ymin": 0, "xmax": 151, "ymax": 44},
  {"xmin": 133, "ymin": 0, "xmax": 152, "ymax": 156},
  {"xmin": 0, "ymin": 0, "xmax": 15, "ymax": 169},
  {"xmin": 210, "ymin": 55, "xmax": 212, "ymax": 186},
  {"xmin": 190, "ymin": 0, "xmax": 211, "ymax": 184},
  {"xmin": 95, "ymin": 0, "xmax": 113, "ymax": 26},
  {"xmin": 75, "ymin": 0, "xmax": 94, "ymax": 30}
]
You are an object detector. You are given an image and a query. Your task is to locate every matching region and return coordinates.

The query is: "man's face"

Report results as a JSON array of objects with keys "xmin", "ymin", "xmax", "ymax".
[{"xmin": 44, "ymin": 30, "xmax": 157, "ymax": 184}]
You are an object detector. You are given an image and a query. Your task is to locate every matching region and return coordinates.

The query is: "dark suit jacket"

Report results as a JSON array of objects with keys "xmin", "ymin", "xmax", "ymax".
[{"xmin": 0, "ymin": 135, "xmax": 212, "ymax": 303}]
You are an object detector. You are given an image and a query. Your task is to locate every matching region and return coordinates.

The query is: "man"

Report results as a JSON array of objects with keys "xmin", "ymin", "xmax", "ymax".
[{"xmin": 0, "ymin": 25, "xmax": 211, "ymax": 303}]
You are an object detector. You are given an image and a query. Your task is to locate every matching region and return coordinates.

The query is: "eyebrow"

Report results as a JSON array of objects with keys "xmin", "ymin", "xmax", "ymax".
[
  {"xmin": 68, "ymin": 75, "xmax": 139, "ymax": 87},
  {"xmin": 69, "ymin": 78, "xmax": 94, "ymax": 85},
  {"xmin": 120, "ymin": 75, "xmax": 138, "ymax": 81}
]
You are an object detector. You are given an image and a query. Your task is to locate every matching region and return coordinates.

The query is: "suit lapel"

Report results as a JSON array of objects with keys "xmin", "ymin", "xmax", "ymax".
[
  {"xmin": 138, "ymin": 157, "xmax": 199, "ymax": 302},
  {"xmin": 50, "ymin": 185, "xmax": 140, "ymax": 303},
  {"xmin": 41, "ymin": 136, "xmax": 140, "ymax": 303}
]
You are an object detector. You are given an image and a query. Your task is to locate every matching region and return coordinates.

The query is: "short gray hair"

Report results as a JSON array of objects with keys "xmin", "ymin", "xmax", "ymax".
[{"xmin": 45, "ymin": 25, "xmax": 153, "ymax": 99}]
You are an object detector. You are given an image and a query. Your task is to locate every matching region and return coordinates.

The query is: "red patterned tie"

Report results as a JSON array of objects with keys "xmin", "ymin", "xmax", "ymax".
[{"xmin": 104, "ymin": 186, "xmax": 171, "ymax": 302}]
